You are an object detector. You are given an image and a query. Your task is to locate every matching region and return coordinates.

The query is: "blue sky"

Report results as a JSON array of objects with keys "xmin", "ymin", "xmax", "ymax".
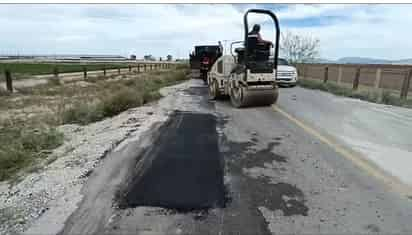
[{"xmin": 0, "ymin": 4, "xmax": 411, "ymax": 60}]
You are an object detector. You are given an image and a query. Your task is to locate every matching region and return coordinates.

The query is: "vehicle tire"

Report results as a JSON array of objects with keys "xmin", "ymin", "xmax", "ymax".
[
  {"xmin": 209, "ymin": 79, "xmax": 221, "ymax": 100},
  {"xmin": 201, "ymin": 72, "xmax": 208, "ymax": 85}
]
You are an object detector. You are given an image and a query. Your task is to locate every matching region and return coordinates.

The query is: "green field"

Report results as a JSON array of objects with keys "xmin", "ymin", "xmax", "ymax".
[{"xmin": 0, "ymin": 62, "xmax": 130, "ymax": 79}]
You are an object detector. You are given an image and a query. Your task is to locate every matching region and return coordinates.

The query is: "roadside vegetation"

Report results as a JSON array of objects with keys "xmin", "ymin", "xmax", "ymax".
[
  {"xmin": 0, "ymin": 123, "xmax": 63, "ymax": 181},
  {"xmin": 62, "ymin": 67, "xmax": 187, "ymax": 124},
  {"xmin": 0, "ymin": 62, "xmax": 130, "ymax": 80},
  {"xmin": 298, "ymin": 78, "xmax": 412, "ymax": 108},
  {"xmin": 0, "ymin": 64, "xmax": 189, "ymax": 181}
]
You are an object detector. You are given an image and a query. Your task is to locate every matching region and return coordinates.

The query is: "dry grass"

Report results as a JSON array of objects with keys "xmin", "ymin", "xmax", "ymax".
[
  {"xmin": 0, "ymin": 65, "xmax": 189, "ymax": 181},
  {"xmin": 298, "ymin": 78, "xmax": 412, "ymax": 108},
  {"xmin": 0, "ymin": 122, "xmax": 63, "ymax": 181},
  {"xmin": 61, "ymin": 67, "xmax": 187, "ymax": 125},
  {"xmin": 0, "ymin": 86, "xmax": 11, "ymax": 97}
]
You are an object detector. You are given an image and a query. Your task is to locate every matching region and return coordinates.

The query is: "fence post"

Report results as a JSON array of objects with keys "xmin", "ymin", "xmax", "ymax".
[
  {"xmin": 150, "ymin": 64, "xmax": 153, "ymax": 71},
  {"xmin": 118, "ymin": 67, "xmax": 121, "ymax": 75},
  {"xmin": 400, "ymin": 69, "xmax": 412, "ymax": 99},
  {"xmin": 374, "ymin": 68, "xmax": 382, "ymax": 89},
  {"xmin": 353, "ymin": 66, "xmax": 360, "ymax": 90},
  {"xmin": 5, "ymin": 69, "xmax": 12, "ymax": 92},
  {"xmin": 137, "ymin": 64, "xmax": 140, "ymax": 73},
  {"xmin": 323, "ymin": 66, "xmax": 329, "ymax": 83},
  {"xmin": 337, "ymin": 66, "xmax": 342, "ymax": 84},
  {"xmin": 83, "ymin": 66, "xmax": 87, "ymax": 79},
  {"xmin": 103, "ymin": 65, "xmax": 106, "ymax": 76},
  {"xmin": 299, "ymin": 64, "xmax": 304, "ymax": 79},
  {"xmin": 129, "ymin": 65, "xmax": 132, "ymax": 72},
  {"xmin": 144, "ymin": 64, "xmax": 147, "ymax": 72},
  {"xmin": 53, "ymin": 66, "xmax": 59, "ymax": 79}
]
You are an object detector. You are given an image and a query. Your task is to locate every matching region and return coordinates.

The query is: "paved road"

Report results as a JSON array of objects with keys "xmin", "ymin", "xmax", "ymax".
[
  {"xmin": 59, "ymin": 80, "xmax": 412, "ymax": 235},
  {"xmin": 278, "ymin": 86, "xmax": 412, "ymax": 187}
]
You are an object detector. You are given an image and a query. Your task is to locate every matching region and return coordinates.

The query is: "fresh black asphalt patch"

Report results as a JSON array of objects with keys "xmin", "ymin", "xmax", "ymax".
[{"xmin": 117, "ymin": 111, "xmax": 226, "ymax": 211}]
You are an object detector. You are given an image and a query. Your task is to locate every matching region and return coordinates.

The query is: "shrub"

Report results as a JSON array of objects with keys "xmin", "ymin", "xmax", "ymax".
[
  {"xmin": 62, "ymin": 102, "xmax": 103, "ymax": 125},
  {"xmin": 0, "ymin": 86, "xmax": 11, "ymax": 96},
  {"xmin": 100, "ymin": 88, "xmax": 143, "ymax": 117},
  {"xmin": 47, "ymin": 77, "xmax": 62, "ymax": 86},
  {"xmin": 0, "ymin": 125, "xmax": 63, "ymax": 181}
]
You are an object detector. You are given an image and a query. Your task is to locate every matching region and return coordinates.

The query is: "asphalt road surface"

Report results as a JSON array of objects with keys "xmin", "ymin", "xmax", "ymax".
[
  {"xmin": 278, "ymin": 86, "xmax": 412, "ymax": 187},
  {"xmin": 59, "ymin": 80, "xmax": 412, "ymax": 235}
]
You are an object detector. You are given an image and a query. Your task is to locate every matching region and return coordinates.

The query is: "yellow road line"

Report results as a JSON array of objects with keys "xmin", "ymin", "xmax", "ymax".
[{"xmin": 272, "ymin": 105, "xmax": 412, "ymax": 197}]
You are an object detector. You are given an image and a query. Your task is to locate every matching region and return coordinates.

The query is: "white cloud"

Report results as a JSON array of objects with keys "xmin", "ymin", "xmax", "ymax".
[
  {"xmin": 280, "ymin": 4, "xmax": 412, "ymax": 60},
  {"xmin": 276, "ymin": 4, "xmax": 356, "ymax": 20},
  {"xmin": 0, "ymin": 4, "xmax": 411, "ymax": 60}
]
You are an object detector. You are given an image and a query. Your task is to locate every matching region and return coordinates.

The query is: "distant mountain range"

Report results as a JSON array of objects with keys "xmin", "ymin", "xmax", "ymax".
[{"xmin": 311, "ymin": 57, "xmax": 412, "ymax": 65}]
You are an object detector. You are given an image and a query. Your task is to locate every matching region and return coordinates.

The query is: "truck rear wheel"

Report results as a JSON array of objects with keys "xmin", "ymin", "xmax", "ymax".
[{"xmin": 201, "ymin": 71, "xmax": 208, "ymax": 85}]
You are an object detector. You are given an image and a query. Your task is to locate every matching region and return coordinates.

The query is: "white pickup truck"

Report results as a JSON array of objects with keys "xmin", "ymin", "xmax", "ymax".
[{"xmin": 276, "ymin": 58, "xmax": 298, "ymax": 87}]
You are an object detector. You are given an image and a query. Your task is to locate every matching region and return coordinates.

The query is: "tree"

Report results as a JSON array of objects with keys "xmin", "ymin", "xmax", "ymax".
[
  {"xmin": 280, "ymin": 31, "xmax": 320, "ymax": 64},
  {"xmin": 167, "ymin": 55, "xmax": 173, "ymax": 61}
]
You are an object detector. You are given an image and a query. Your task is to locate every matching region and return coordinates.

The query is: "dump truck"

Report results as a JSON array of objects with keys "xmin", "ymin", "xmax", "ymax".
[
  {"xmin": 189, "ymin": 45, "xmax": 222, "ymax": 84},
  {"xmin": 207, "ymin": 9, "xmax": 280, "ymax": 107}
]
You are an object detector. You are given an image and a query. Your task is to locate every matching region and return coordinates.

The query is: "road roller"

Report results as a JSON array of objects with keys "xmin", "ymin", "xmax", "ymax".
[{"xmin": 207, "ymin": 9, "xmax": 280, "ymax": 108}]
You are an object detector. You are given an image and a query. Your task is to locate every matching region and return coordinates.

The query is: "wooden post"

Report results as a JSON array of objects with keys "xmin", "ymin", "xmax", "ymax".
[
  {"xmin": 5, "ymin": 69, "xmax": 12, "ymax": 92},
  {"xmin": 103, "ymin": 65, "xmax": 106, "ymax": 76},
  {"xmin": 150, "ymin": 64, "xmax": 153, "ymax": 70},
  {"xmin": 144, "ymin": 64, "xmax": 147, "ymax": 72},
  {"xmin": 53, "ymin": 66, "xmax": 59, "ymax": 79},
  {"xmin": 137, "ymin": 64, "xmax": 140, "ymax": 73},
  {"xmin": 83, "ymin": 66, "xmax": 87, "ymax": 79},
  {"xmin": 299, "ymin": 64, "xmax": 304, "ymax": 79},
  {"xmin": 128, "ymin": 65, "xmax": 132, "ymax": 72},
  {"xmin": 353, "ymin": 67, "xmax": 360, "ymax": 90},
  {"xmin": 118, "ymin": 67, "xmax": 121, "ymax": 74},
  {"xmin": 323, "ymin": 66, "xmax": 329, "ymax": 83},
  {"xmin": 400, "ymin": 69, "xmax": 412, "ymax": 99},
  {"xmin": 337, "ymin": 66, "xmax": 343, "ymax": 84},
  {"xmin": 374, "ymin": 68, "xmax": 382, "ymax": 89}
]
